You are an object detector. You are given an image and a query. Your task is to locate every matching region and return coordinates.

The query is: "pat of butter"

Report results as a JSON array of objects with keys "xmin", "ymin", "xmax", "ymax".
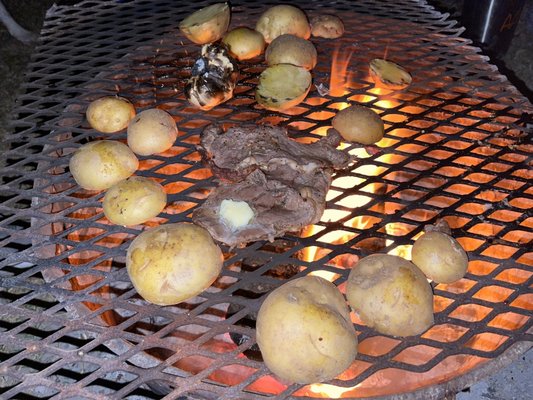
[{"xmin": 219, "ymin": 199, "xmax": 254, "ymax": 230}]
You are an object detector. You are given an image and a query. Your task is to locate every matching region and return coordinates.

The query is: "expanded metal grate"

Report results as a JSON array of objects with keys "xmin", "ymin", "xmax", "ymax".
[{"xmin": 0, "ymin": 0, "xmax": 532, "ymax": 399}]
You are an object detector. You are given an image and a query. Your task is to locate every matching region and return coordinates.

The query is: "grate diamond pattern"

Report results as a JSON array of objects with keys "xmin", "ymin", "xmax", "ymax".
[{"xmin": 0, "ymin": 0, "xmax": 532, "ymax": 399}]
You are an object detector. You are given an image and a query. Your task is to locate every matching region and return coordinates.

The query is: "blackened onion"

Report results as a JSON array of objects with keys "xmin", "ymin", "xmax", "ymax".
[{"xmin": 185, "ymin": 43, "xmax": 238, "ymax": 110}]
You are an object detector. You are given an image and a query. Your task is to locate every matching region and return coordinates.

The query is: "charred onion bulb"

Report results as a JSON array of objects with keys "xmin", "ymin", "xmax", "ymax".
[{"xmin": 185, "ymin": 43, "xmax": 238, "ymax": 111}]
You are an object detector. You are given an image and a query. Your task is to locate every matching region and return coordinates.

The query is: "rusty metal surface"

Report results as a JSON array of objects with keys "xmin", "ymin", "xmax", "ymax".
[{"xmin": 0, "ymin": 0, "xmax": 531, "ymax": 399}]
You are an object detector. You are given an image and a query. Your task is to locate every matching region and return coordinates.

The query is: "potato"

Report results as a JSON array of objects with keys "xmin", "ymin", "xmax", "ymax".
[
  {"xmin": 346, "ymin": 254, "xmax": 434, "ymax": 337},
  {"xmin": 332, "ymin": 104, "xmax": 384, "ymax": 144},
  {"xmin": 411, "ymin": 231, "xmax": 468, "ymax": 284},
  {"xmin": 126, "ymin": 223, "xmax": 223, "ymax": 305},
  {"xmin": 310, "ymin": 14, "xmax": 344, "ymax": 39},
  {"xmin": 265, "ymin": 34, "xmax": 317, "ymax": 70},
  {"xmin": 222, "ymin": 27, "xmax": 265, "ymax": 61},
  {"xmin": 179, "ymin": 2, "xmax": 230, "ymax": 44},
  {"xmin": 256, "ymin": 275, "xmax": 357, "ymax": 384},
  {"xmin": 127, "ymin": 108, "xmax": 178, "ymax": 156},
  {"xmin": 103, "ymin": 176, "xmax": 167, "ymax": 226},
  {"xmin": 255, "ymin": 64, "xmax": 311, "ymax": 111},
  {"xmin": 369, "ymin": 58, "xmax": 412, "ymax": 90},
  {"xmin": 86, "ymin": 96, "xmax": 135, "ymax": 133},
  {"xmin": 255, "ymin": 5, "xmax": 311, "ymax": 44},
  {"xmin": 69, "ymin": 140, "xmax": 138, "ymax": 191}
]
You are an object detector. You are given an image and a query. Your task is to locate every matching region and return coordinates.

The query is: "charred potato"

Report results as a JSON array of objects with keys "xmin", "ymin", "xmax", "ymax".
[
  {"xmin": 256, "ymin": 275, "xmax": 358, "ymax": 384},
  {"xmin": 255, "ymin": 64, "xmax": 311, "ymax": 111},
  {"xmin": 346, "ymin": 254, "xmax": 434, "ymax": 337},
  {"xmin": 332, "ymin": 104, "xmax": 384, "ymax": 144},
  {"xmin": 265, "ymin": 34, "xmax": 317, "ymax": 70},
  {"xmin": 126, "ymin": 223, "xmax": 223, "ymax": 305},
  {"xmin": 411, "ymin": 231, "xmax": 468, "ymax": 284},
  {"xmin": 369, "ymin": 58, "xmax": 412, "ymax": 90},
  {"xmin": 69, "ymin": 140, "xmax": 138, "ymax": 191},
  {"xmin": 222, "ymin": 27, "xmax": 265, "ymax": 61},
  {"xmin": 103, "ymin": 176, "xmax": 167, "ymax": 226},
  {"xmin": 127, "ymin": 108, "xmax": 178, "ymax": 156},
  {"xmin": 255, "ymin": 5, "xmax": 311, "ymax": 43},
  {"xmin": 86, "ymin": 96, "xmax": 135, "ymax": 133},
  {"xmin": 310, "ymin": 14, "xmax": 344, "ymax": 39},
  {"xmin": 179, "ymin": 2, "xmax": 230, "ymax": 44}
]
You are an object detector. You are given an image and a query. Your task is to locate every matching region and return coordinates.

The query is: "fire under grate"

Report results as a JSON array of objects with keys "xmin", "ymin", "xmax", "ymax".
[{"xmin": 0, "ymin": 0, "xmax": 532, "ymax": 399}]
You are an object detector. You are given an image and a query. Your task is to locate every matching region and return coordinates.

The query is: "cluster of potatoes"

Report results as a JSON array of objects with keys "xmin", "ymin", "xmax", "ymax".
[
  {"xmin": 178, "ymin": 3, "xmax": 344, "ymax": 112},
  {"xmin": 255, "ymin": 228, "xmax": 468, "ymax": 384},
  {"xmin": 70, "ymin": 96, "xmax": 224, "ymax": 306},
  {"xmin": 179, "ymin": 2, "xmax": 408, "ymax": 148},
  {"xmin": 68, "ymin": 2, "xmax": 453, "ymax": 388}
]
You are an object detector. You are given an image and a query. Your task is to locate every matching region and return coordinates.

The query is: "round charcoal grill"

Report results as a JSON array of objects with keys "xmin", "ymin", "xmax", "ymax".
[{"xmin": 0, "ymin": 0, "xmax": 531, "ymax": 399}]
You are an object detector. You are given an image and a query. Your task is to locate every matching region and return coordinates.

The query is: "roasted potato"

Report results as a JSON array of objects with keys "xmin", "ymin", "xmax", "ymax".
[
  {"xmin": 127, "ymin": 108, "xmax": 178, "ymax": 156},
  {"xmin": 256, "ymin": 275, "xmax": 358, "ymax": 384},
  {"xmin": 126, "ymin": 223, "xmax": 223, "ymax": 305},
  {"xmin": 265, "ymin": 34, "xmax": 317, "ymax": 70},
  {"xmin": 332, "ymin": 104, "xmax": 384, "ymax": 144},
  {"xmin": 222, "ymin": 27, "xmax": 265, "ymax": 61},
  {"xmin": 69, "ymin": 140, "xmax": 138, "ymax": 191},
  {"xmin": 255, "ymin": 5, "xmax": 311, "ymax": 43},
  {"xmin": 255, "ymin": 64, "xmax": 311, "ymax": 111},
  {"xmin": 346, "ymin": 254, "xmax": 434, "ymax": 337},
  {"xmin": 86, "ymin": 96, "xmax": 136, "ymax": 133},
  {"xmin": 310, "ymin": 14, "xmax": 344, "ymax": 39},
  {"xmin": 411, "ymin": 231, "xmax": 468, "ymax": 284},
  {"xmin": 103, "ymin": 176, "xmax": 166, "ymax": 226},
  {"xmin": 369, "ymin": 58, "xmax": 412, "ymax": 90},
  {"xmin": 179, "ymin": 2, "xmax": 230, "ymax": 44}
]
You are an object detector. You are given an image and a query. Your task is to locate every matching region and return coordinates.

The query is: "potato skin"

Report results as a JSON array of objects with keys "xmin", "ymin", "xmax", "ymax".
[
  {"xmin": 126, "ymin": 223, "xmax": 223, "ymax": 305},
  {"xmin": 179, "ymin": 3, "xmax": 230, "ymax": 45},
  {"xmin": 103, "ymin": 176, "xmax": 167, "ymax": 226},
  {"xmin": 411, "ymin": 231, "xmax": 468, "ymax": 284},
  {"xmin": 265, "ymin": 34, "xmax": 317, "ymax": 70},
  {"xmin": 346, "ymin": 254, "xmax": 434, "ymax": 337},
  {"xmin": 332, "ymin": 105, "xmax": 384, "ymax": 144},
  {"xmin": 127, "ymin": 108, "xmax": 178, "ymax": 156},
  {"xmin": 255, "ymin": 5, "xmax": 311, "ymax": 44},
  {"xmin": 69, "ymin": 140, "xmax": 138, "ymax": 191},
  {"xmin": 310, "ymin": 14, "xmax": 344, "ymax": 39},
  {"xmin": 222, "ymin": 27, "xmax": 265, "ymax": 61},
  {"xmin": 86, "ymin": 96, "xmax": 135, "ymax": 133},
  {"xmin": 256, "ymin": 275, "xmax": 358, "ymax": 384}
]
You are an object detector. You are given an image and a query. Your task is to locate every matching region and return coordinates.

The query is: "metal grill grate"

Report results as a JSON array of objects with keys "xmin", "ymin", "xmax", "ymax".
[{"xmin": 0, "ymin": 0, "xmax": 531, "ymax": 399}]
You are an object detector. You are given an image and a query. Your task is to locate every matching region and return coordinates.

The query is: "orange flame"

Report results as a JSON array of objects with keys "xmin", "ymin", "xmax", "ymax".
[{"xmin": 329, "ymin": 45, "xmax": 354, "ymax": 97}]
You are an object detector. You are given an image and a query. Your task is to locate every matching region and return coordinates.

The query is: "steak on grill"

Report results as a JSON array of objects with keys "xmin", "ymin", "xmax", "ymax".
[{"xmin": 192, "ymin": 124, "xmax": 352, "ymax": 247}]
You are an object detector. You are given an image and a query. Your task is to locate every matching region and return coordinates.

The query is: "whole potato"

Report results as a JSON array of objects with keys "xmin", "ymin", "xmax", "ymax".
[
  {"xmin": 126, "ymin": 223, "xmax": 223, "ymax": 305},
  {"xmin": 346, "ymin": 254, "xmax": 434, "ymax": 337},
  {"xmin": 256, "ymin": 275, "xmax": 358, "ymax": 384},
  {"xmin": 411, "ymin": 231, "xmax": 468, "ymax": 284},
  {"xmin": 255, "ymin": 5, "xmax": 311, "ymax": 44},
  {"xmin": 265, "ymin": 34, "xmax": 317, "ymax": 70},
  {"xmin": 310, "ymin": 14, "xmax": 344, "ymax": 39},
  {"xmin": 103, "ymin": 176, "xmax": 167, "ymax": 226},
  {"xmin": 86, "ymin": 96, "xmax": 136, "ymax": 133},
  {"xmin": 179, "ymin": 2, "xmax": 230, "ymax": 44},
  {"xmin": 255, "ymin": 64, "xmax": 311, "ymax": 111},
  {"xmin": 222, "ymin": 27, "xmax": 265, "ymax": 61},
  {"xmin": 332, "ymin": 105, "xmax": 384, "ymax": 144},
  {"xmin": 69, "ymin": 140, "xmax": 138, "ymax": 191},
  {"xmin": 127, "ymin": 108, "xmax": 178, "ymax": 156}
]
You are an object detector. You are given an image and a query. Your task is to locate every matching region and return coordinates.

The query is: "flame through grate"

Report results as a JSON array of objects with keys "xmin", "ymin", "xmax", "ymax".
[{"xmin": 0, "ymin": 0, "xmax": 532, "ymax": 399}]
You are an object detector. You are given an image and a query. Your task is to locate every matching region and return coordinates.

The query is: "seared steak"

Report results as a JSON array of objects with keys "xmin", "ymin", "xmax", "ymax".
[{"xmin": 192, "ymin": 124, "xmax": 352, "ymax": 247}]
